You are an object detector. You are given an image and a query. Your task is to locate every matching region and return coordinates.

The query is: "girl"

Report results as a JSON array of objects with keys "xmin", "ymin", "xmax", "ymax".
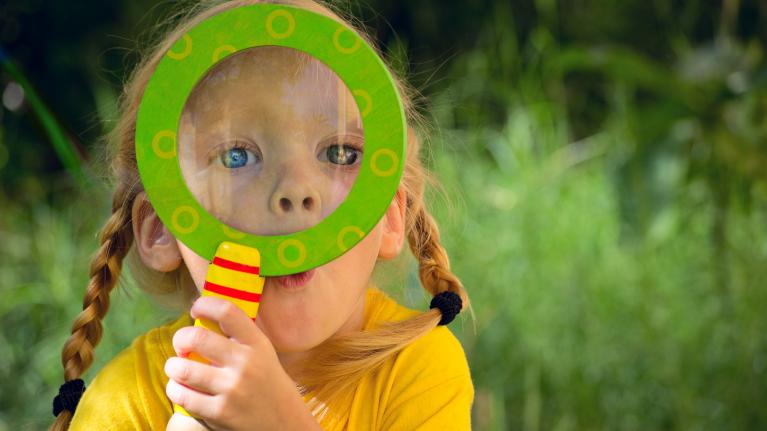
[{"xmin": 49, "ymin": 1, "xmax": 473, "ymax": 430}]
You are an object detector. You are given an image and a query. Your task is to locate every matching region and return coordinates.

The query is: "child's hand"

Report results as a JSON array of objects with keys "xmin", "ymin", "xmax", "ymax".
[{"xmin": 164, "ymin": 296, "xmax": 322, "ymax": 431}]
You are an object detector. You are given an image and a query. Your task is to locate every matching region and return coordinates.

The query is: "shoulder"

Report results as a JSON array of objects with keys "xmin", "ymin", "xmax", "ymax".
[
  {"xmin": 363, "ymin": 287, "xmax": 419, "ymax": 327},
  {"xmin": 364, "ymin": 288, "xmax": 474, "ymax": 430},
  {"xmin": 383, "ymin": 326, "xmax": 474, "ymax": 430},
  {"xmin": 69, "ymin": 314, "xmax": 191, "ymax": 431},
  {"xmin": 366, "ymin": 287, "xmax": 471, "ymax": 374},
  {"xmin": 391, "ymin": 325, "xmax": 474, "ymax": 401}
]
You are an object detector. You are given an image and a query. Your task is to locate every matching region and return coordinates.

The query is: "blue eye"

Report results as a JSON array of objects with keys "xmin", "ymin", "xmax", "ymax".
[
  {"xmin": 220, "ymin": 147, "xmax": 258, "ymax": 169},
  {"xmin": 326, "ymin": 145, "xmax": 361, "ymax": 166}
]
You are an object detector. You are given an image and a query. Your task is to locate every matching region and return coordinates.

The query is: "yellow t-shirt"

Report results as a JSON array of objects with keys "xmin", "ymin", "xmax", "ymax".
[{"xmin": 69, "ymin": 287, "xmax": 474, "ymax": 430}]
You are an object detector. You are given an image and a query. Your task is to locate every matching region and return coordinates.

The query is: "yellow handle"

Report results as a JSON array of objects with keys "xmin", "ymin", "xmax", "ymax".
[{"xmin": 174, "ymin": 242, "xmax": 264, "ymax": 418}]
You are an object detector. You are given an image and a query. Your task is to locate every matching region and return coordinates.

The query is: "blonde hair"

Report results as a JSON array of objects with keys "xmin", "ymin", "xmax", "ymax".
[{"xmin": 50, "ymin": 1, "xmax": 469, "ymax": 429}]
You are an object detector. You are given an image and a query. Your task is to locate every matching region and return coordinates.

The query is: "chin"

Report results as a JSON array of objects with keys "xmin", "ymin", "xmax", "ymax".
[
  {"xmin": 255, "ymin": 271, "xmax": 365, "ymax": 353},
  {"xmin": 257, "ymin": 316, "xmax": 327, "ymax": 353}
]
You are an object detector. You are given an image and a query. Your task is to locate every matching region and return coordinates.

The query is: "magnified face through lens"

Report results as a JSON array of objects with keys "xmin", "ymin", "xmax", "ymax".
[{"xmin": 177, "ymin": 46, "xmax": 364, "ymax": 237}]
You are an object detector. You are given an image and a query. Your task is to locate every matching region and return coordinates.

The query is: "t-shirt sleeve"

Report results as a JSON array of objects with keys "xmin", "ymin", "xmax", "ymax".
[
  {"xmin": 68, "ymin": 327, "xmax": 175, "ymax": 430},
  {"xmin": 380, "ymin": 326, "xmax": 474, "ymax": 430}
]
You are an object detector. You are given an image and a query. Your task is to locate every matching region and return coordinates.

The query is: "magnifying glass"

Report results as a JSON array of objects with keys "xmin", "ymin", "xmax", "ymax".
[{"xmin": 134, "ymin": 3, "xmax": 405, "ymax": 423}]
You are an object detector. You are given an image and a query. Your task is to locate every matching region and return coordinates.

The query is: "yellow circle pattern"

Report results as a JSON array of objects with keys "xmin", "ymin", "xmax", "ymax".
[
  {"xmin": 352, "ymin": 89, "xmax": 372, "ymax": 118},
  {"xmin": 370, "ymin": 149, "xmax": 399, "ymax": 177},
  {"xmin": 332, "ymin": 27, "xmax": 361, "ymax": 54},
  {"xmin": 212, "ymin": 44, "xmax": 237, "ymax": 63},
  {"xmin": 222, "ymin": 225, "xmax": 246, "ymax": 239},
  {"xmin": 151, "ymin": 130, "xmax": 177, "ymax": 159},
  {"xmin": 167, "ymin": 34, "xmax": 193, "ymax": 60},
  {"xmin": 172, "ymin": 206, "xmax": 200, "ymax": 234},
  {"xmin": 277, "ymin": 239, "xmax": 306, "ymax": 268},
  {"xmin": 266, "ymin": 10, "xmax": 296, "ymax": 39},
  {"xmin": 337, "ymin": 226, "xmax": 365, "ymax": 252}
]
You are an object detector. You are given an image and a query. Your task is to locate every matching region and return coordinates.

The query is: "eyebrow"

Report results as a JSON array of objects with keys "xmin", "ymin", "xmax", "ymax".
[{"xmin": 345, "ymin": 118, "xmax": 363, "ymax": 132}]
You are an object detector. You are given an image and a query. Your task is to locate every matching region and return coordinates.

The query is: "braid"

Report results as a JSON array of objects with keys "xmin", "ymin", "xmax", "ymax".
[
  {"xmin": 407, "ymin": 201, "xmax": 468, "ymax": 307},
  {"xmin": 50, "ymin": 191, "xmax": 136, "ymax": 431}
]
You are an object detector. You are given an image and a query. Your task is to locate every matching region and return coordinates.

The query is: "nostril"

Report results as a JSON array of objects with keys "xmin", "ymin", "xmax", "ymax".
[
  {"xmin": 302, "ymin": 197, "xmax": 314, "ymax": 211},
  {"xmin": 280, "ymin": 198, "xmax": 292, "ymax": 212}
]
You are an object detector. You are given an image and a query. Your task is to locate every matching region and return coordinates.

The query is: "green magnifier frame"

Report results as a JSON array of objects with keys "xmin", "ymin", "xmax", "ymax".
[{"xmin": 135, "ymin": 4, "xmax": 406, "ymax": 276}]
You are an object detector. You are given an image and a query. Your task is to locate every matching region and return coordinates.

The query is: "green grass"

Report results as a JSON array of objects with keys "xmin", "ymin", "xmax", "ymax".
[
  {"xmin": 2, "ymin": 94, "xmax": 767, "ymax": 430},
  {"xmin": 2, "ymin": 2, "xmax": 767, "ymax": 427},
  {"xmin": 424, "ymin": 98, "xmax": 767, "ymax": 430}
]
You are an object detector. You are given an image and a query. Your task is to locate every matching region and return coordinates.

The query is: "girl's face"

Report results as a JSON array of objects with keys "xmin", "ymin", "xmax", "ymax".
[
  {"xmin": 178, "ymin": 47, "xmax": 364, "ymax": 236},
  {"xmin": 170, "ymin": 47, "xmax": 400, "ymax": 358}
]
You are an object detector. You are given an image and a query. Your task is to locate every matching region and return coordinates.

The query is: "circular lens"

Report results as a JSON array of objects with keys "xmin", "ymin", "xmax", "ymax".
[
  {"xmin": 135, "ymin": 4, "xmax": 407, "ymax": 274},
  {"xmin": 177, "ymin": 46, "xmax": 364, "ymax": 237}
]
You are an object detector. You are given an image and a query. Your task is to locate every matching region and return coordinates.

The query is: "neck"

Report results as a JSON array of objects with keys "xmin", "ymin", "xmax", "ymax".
[
  {"xmin": 277, "ymin": 289, "xmax": 367, "ymax": 382},
  {"xmin": 278, "ymin": 350, "xmax": 308, "ymax": 380}
]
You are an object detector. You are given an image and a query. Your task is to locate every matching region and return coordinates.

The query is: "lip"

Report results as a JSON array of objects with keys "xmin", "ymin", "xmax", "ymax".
[{"xmin": 271, "ymin": 269, "xmax": 316, "ymax": 290}]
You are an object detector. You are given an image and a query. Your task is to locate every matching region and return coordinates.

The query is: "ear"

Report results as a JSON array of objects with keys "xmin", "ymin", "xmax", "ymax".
[
  {"xmin": 378, "ymin": 188, "xmax": 407, "ymax": 260},
  {"xmin": 131, "ymin": 192, "xmax": 183, "ymax": 272}
]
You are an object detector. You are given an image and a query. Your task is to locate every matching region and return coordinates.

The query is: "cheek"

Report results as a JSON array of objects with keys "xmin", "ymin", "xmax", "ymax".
[
  {"xmin": 176, "ymin": 240, "xmax": 208, "ymax": 293},
  {"xmin": 315, "ymin": 223, "xmax": 384, "ymax": 321},
  {"xmin": 224, "ymin": 180, "xmax": 270, "ymax": 234},
  {"xmin": 324, "ymin": 222, "xmax": 382, "ymax": 284}
]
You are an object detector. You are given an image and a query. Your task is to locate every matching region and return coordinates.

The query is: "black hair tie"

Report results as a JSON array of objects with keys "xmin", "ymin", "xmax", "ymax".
[
  {"xmin": 430, "ymin": 291, "xmax": 462, "ymax": 326},
  {"xmin": 52, "ymin": 379, "xmax": 86, "ymax": 417}
]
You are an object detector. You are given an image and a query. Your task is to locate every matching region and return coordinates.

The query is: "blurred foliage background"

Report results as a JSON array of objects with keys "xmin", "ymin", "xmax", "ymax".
[{"xmin": 1, "ymin": 0, "xmax": 766, "ymax": 429}]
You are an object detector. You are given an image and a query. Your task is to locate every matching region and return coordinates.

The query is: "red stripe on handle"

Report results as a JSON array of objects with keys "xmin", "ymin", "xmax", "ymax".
[
  {"xmin": 212, "ymin": 257, "xmax": 260, "ymax": 275},
  {"xmin": 204, "ymin": 281, "xmax": 262, "ymax": 302}
]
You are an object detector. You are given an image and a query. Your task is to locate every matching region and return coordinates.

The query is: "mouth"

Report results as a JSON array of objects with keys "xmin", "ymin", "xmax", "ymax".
[{"xmin": 270, "ymin": 269, "xmax": 316, "ymax": 289}]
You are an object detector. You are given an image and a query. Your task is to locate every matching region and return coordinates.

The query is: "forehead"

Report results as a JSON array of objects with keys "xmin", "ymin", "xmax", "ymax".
[{"xmin": 182, "ymin": 46, "xmax": 354, "ymax": 121}]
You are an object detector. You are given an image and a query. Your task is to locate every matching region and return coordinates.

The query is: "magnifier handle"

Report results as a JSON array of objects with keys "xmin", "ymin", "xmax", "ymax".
[{"xmin": 170, "ymin": 242, "xmax": 264, "ymax": 427}]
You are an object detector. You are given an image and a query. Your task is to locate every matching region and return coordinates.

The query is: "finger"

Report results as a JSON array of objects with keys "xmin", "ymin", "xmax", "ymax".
[
  {"xmin": 165, "ymin": 356, "xmax": 228, "ymax": 395},
  {"xmin": 172, "ymin": 325, "xmax": 236, "ymax": 366},
  {"xmin": 166, "ymin": 377, "xmax": 223, "ymax": 421},
  {"xmin": 191, "ymin": 296, "xmax": 265, "ymax": 346}
]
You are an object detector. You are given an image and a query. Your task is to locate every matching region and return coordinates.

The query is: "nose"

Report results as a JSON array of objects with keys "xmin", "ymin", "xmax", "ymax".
[{"xmin": 268, "ymin": 163, "xmax": 322, "ymax": 218}]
